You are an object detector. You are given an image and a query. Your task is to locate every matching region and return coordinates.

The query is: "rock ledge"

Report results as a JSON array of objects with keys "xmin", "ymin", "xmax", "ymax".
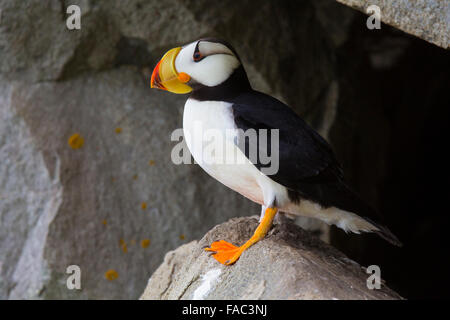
[{"xmin": 141, "ymin": 216, "xmax": 402, "ymax": 300}]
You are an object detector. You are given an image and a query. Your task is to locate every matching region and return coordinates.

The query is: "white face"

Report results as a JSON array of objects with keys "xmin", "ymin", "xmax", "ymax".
[{"xmin": 175, "ymin": 40, "xmax": 241, "ymax": 87}]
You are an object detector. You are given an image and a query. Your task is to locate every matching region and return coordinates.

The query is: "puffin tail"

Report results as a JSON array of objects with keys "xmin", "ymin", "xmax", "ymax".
[
  {"xmin": 330, "ymin": 182, "xmax": 403, "ymax": 247},
  {"xmin": 362, "ymin": 216, "xmax": 403, "ymax": 247}
]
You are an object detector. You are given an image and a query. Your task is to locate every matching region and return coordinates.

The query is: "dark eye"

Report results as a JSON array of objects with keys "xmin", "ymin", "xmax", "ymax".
[{"xmin": 193, "ymin": 51, "xmax": 203, "ymax": 62}]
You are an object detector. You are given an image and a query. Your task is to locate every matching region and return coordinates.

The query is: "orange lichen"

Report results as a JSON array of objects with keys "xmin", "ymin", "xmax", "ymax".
[
  {"xmin": 105, "ymin": 269, "xmax": 119, "ymax": 281},
  {"xmin": 133, "ymin": 174, "xmax": 138, "ymax": 180},
  {"xmin": 115, "ymin": 127, "xmax": 122, "ymax": 134},
  {"xmin": 148, "ymin": 160, "xmax": 155, "ymax": 166},
  {"xmin": 119, "ymin": 239, "xmax": 127, "ymax": 253},
  {"xmin": 68, "ymin": 133, "xmax": 84, "ymax": 149},
  {"xmin": 141, "ymin": 202, "xmax": 147, "ymax": 210},
  {"xmin": 179, "ymin": 234, "xmax": 185, "ymax": 240},
  {"xmin": 141, "ymin": 239, "xmax": 151, "ymax": 248},
  {"xmin": 102, "ymin": 219, "xmax": 107, "ymax": 226}
]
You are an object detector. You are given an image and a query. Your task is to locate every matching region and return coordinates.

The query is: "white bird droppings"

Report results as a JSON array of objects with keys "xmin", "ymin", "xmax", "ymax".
[{"xmin": 192, "ymin": 268, "xmax": 222, "ymax": 300}]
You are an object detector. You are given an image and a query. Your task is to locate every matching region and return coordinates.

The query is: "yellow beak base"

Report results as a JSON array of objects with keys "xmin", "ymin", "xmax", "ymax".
[{"xmin": 151, "ymin": 47, "xmax": 192, "ymax": 94}]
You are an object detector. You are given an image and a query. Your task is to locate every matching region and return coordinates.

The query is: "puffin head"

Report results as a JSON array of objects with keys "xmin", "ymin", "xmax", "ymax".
[{"xmin": 151, "ymin": 38, "xmax": 250, "ymax": 98}]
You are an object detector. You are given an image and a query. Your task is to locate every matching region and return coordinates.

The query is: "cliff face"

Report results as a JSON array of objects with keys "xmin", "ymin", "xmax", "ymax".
[
  {"xmin": 141, "ymin": 216, "xmax": 402, "ymax": 300},
  {"xmin": 1, "ymin": 0, "xmax": 339, "ymax": 299},
  {"xmin": 337, "ymin": 0, "xmax": 449, "ymax": 49},
  {"xmin": 1, "ymin": 0, "xmax": 448, "ymax": 299}
]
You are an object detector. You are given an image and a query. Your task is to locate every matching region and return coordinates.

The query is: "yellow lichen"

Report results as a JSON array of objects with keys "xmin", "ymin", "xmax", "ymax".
[
  {"xmin": 115, "ymin": 127, "xmax": 122, "ymax": 134},
  {"xmin": 105, "ymin": 269, "xmax": 119, "ymax": 281},
  {"xmin": 68, "ymin": 133, "xmax": 84, "ymax": 149},
  {"xmin": 179, "ymin": 234, "xmax": 185, "ymax": 240},
  {"xmin": 133, "ymin": 174, "xmax": 138, "ymax": 180},
  {"xmin": 102, "ymin": 219, "xmax": 107, "ymax": 226},
  {"xmin": 148, "ymin": 160, "xmax": 155, "ymax": 166},
  {"xmin": 119, "ymin": 239, "xmax": 127, "ymax": 253},
  {"xmin": 141, "ymin": 202, "xmax": 147, "ymax": 210},
  {"xmin": 141, "ymin": 239, "xmax": 151, "ymax": 248}
]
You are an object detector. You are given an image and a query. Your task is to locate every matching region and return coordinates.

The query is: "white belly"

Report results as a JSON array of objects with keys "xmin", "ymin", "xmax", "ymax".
[{"xmin": 183, "ymin": 98, "xmax": 288, "ymax": 207}]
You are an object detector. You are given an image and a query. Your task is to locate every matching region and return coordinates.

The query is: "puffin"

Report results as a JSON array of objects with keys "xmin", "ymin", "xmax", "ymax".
[{"xmin": 150, "ymin": 38, "xmax": 401, "ymax": 265}]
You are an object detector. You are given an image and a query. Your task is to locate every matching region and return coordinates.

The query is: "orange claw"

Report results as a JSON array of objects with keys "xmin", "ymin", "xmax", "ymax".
[
  {"xmin": 205, "ymin": 240, "xmax": 242, "ymax": 265},
  {"xmin": 204, "ymin": 207, "xmax": 279, "ymax": 265}
]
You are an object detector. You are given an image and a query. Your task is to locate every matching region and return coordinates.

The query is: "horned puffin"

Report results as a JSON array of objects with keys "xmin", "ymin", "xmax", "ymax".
[{"xmin": 151, "ymin": 38, "xmax": 401, "ymax": 265}]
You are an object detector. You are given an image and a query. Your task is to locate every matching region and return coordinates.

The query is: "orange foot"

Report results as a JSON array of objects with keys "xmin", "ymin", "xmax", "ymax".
[
  {"xmin": 205, "ymin": 207, "xmax": 279, "ymax": 266},
  {"xmin": 204, "ymin": 240, "xmax": 244, "ymax": 265}
]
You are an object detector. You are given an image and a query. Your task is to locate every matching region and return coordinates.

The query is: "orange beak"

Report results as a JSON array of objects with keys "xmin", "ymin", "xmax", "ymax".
[
  {"xmin": 150, "ymin": 59, "xmax": 165, "ymax": 90},
  {"xmin": 150, "ymin": 47, "xmax": 192, "ymax": 94}
]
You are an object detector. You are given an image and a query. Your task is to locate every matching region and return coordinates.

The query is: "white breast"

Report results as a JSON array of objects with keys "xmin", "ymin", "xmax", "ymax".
[{"xmin": 183, "ymin": 98, "xmax": 288, "ymax": 207}]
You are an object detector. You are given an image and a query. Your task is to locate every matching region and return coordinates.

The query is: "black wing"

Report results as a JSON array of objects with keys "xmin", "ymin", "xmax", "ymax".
[
  {"xmin": 231, "ymin": 90, "xmax": 402, "ymax": 246},
  {"xmin": 231, "ymin": 90, "xmax": 344, "ymax": 189}
]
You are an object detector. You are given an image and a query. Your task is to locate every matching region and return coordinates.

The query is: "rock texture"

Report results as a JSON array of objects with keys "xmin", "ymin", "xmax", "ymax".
[
  {"xmin": 0, "ymin": 0, "xmax": 344, "ymax": 299},
  {"xmin": 336, "ymin": 0, "xmax": 450, "ymax": 49},
  {"xmin": 141, "ymin": 217, "xmax": 402, "ymax": 300},
  {"xmin": 0, "ymin": 70, "xmax": 259, "ymax": 299}
]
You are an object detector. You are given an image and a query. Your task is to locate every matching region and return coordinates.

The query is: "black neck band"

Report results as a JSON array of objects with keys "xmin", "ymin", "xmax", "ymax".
[{"xmin": 189, "ymin": 66, "xmax": 252, "ymax": 102}]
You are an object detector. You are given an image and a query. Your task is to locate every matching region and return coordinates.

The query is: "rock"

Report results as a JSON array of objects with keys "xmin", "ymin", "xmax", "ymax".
[
  {"xmin": 336, "ymin": 0, "xmax": 449, "ymax": 49},
  {"xmin": 0, "ymin": 68, "xmax": 259, "ymax": 299},
  {"xmin": 141, "ymin": 217, "xmax": 402, "ymax": 300},
  {"xmin": 1, "ymin": 0, "xmax": 348, "ymax": 299}
]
